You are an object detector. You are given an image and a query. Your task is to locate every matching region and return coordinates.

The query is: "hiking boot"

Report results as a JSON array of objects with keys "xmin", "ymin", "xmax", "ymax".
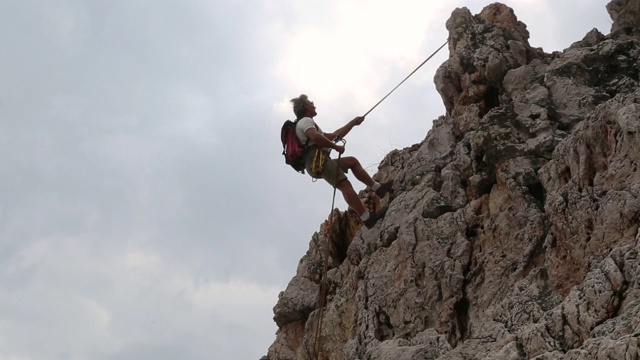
[
  {"xmin": 374, "ymin": 181, "xmax": 393, "ymax": 198},
  {"xmin": 363, "ymin": 207, "xmax": 388, "ymax": 229}
]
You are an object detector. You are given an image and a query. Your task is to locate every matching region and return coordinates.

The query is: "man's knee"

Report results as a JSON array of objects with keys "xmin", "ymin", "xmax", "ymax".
[
  {"xmin": 342, "ymin": 156, "xmax": 360, "ymax": 168},
  {"xmin": 335, "ymin": 178, "xmax": 352, "ymax": 190}
]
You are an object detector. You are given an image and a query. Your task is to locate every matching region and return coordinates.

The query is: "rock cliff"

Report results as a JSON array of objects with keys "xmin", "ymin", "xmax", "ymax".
[{"xmin": 266, "ymin": 1, "xmax": 640, "ymax": 359}]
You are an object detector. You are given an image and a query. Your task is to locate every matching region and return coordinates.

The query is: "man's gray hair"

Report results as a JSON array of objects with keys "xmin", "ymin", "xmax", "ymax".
[{"xmin": 290, "ymin": 94, "xmax": 310, "ymax": 119}]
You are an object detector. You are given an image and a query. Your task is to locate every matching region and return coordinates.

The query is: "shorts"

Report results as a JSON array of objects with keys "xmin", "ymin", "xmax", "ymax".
[{"xmin": 305, "ymin": 149, "xmax": 348, "ymax": 187}]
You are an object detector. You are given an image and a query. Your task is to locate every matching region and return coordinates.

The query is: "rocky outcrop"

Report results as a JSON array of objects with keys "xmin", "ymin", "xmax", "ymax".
[
  {"xmin": 265, "ymin": 1, "xmax": 640, "ymax": 359},
  {"xmin": 608, "ymin": 0, "xmax": 640, "ymax": 37}
]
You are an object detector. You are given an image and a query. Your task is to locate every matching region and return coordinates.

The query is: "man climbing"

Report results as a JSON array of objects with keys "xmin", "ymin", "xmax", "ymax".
[{"xmin": 290, "ymin": 94, "xmax": 392, "ymax": 229}]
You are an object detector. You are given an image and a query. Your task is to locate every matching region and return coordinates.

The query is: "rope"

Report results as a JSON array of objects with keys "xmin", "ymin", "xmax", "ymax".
[
  {"xmin": 363, "ymin": 40, "xmax": 448, "ymax": 117},
  {"xmin": 308, "ymin": 40, "xmax": 448, "ymax": 358},
  {"xmin": 312, "ymin": 142, "xmax": 344, "ymax": 359}
]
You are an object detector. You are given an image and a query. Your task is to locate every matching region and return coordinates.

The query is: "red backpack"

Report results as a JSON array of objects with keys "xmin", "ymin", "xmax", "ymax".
[{"xmin": 281, "ymin": 119, "xmax": 308, "ymax": 174}]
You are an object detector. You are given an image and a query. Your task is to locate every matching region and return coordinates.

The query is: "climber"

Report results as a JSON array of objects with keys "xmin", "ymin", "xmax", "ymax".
[{"xmin": 290, "ymin": 94, "xmax": 392, "ymax": 229}]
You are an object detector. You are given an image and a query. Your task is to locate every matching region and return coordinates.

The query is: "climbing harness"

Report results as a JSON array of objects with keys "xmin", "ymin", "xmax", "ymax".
[{"xmin": 309, "ymin": 41, "xmax": 448, "ymax": 358}]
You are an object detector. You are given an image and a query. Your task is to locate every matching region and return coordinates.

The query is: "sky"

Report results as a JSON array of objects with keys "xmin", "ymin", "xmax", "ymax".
[{"xmin": 0, "ymin": 1, "xmax": 613, "ymax": 359}]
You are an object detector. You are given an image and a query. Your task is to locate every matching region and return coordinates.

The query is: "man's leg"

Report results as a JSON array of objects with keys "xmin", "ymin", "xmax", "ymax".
[
  {"xmin": 339, "ymin": 156, "xmax": 375, "ymax": 187},
  {"xmin": 335, "ymin": 178, "xmax": 366, "ymax": 216},
  {"xmin": 339, "ymin": 156, "xmax": 393, "ymax": 198},
  {"xmin": 334, "ymin": 174, "xmax": 387, "ymax": 229},
  {"xmin": 320, "ymin": 155, "xmax": 389, "ymax": 226}
]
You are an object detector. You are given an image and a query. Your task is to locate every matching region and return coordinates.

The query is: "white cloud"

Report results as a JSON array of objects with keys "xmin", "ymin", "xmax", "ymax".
[
  {"xmin": 121, "ymin": 248, "xmax": 279, "ymax": 318},
  {"xmin": 165, "ymin": 90, "xmax": 219, "ymax": 148},
  {"xmin": 188, "ymin": 279, "xmax": 281, "ymax": 324},
  {"xmin": 5, "ymin": 240, "xmax": 50, "ymax": 276},
  {"xmin": 279, "ymin": 1, "xmax": 451, "ymax": 113},
  {"xmin": 0, "ymin": 0, "xmax": 615, "ymax": 359}
]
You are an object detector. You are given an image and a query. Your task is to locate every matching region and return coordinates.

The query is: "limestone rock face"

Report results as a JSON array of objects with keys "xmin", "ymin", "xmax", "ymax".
[
  {"xmin": 608, "ymin": 0, "xmax": 640, "ymax": 36},
  {"xmin": 265, "ymin": 1, "xmax": 640, "ymax": 359},
  {"xmin": 435, "ymin": 3, "xmax": 542, "ymax": 124}
]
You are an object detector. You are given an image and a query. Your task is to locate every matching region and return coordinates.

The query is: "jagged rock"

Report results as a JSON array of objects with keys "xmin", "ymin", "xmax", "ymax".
[
  {"xmin": 435, "ymin": 3, "xmax": 542, "ymax": 123},
  {"xmin": 570, "ymin": 29, "xmax": 606, "ymax": 49},
  {"xmin": 608, "ymin": 0, "xmax": 640, "ymax": 37},
  {"xmin": 273, "ymin": 276, "xmax": 319, "ymax": 328},
  {"xmin": 265, "ymin": 1, "xmax": 640, "ymax": 359}
]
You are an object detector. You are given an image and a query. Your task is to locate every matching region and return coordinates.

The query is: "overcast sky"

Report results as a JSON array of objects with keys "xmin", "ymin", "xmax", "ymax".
[{"xmin": 0, "ymin": 1, "xmax": 612, "ymax": 359}]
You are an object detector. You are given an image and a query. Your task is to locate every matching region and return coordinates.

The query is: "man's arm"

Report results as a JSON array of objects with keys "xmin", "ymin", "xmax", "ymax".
[
  {"xmin": 324, "ymin": 116, "xmax": 365, "ymax": 140},
  {"xmin": 305, "ymin": 128, "xmax": 342, "ymax": 151}
]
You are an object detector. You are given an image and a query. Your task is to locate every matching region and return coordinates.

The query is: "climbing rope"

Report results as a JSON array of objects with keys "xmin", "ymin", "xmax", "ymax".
[
  {"xmin": 310, "ymin": 41, "xmax": 448, "ymax": 358},
  {"xmin": 362, "ymin": 40, "xmax": 448, "ymax": 117},
  {"xmin": 311, "ymin": 139, "xmax": 344, "ymax": 359}
]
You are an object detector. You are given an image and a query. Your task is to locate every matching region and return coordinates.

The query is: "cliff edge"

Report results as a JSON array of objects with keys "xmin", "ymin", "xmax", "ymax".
[{"xmin": 266, "ymin": 1, "xmax": 640, "ymax": 359}]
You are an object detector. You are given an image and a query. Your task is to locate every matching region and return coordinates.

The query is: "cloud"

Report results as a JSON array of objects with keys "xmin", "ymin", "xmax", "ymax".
[
  {"xmin": 279, "ymin": 1, "xmax": 452, "ymax": 113},
  {"xmin": 0, "ymin": 0, "xmax": 615, "ymax": 359},
  {"xmin": 0, "ymin": 235, "xmax": 279, "ymax": 359}
]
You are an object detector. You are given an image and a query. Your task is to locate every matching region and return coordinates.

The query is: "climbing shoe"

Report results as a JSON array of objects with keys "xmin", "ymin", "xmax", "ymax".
[
  {"xmin": 363, "ymin": 207, "xmax": 388, "ymax": 229},
  {"xmin": 374, "ymin": 181, "xmax": 394, "ymax": 198}
]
